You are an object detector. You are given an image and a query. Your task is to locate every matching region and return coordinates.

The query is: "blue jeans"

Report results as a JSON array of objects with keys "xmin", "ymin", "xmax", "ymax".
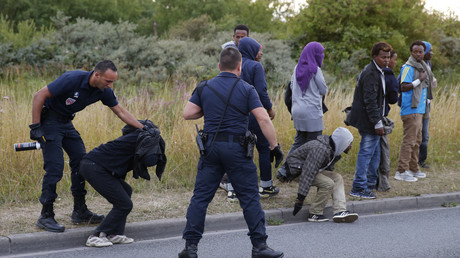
[
  {"xmin": 352, "ymin": 132, "xmax": 381, "ymax": 191},
  {"xmin": 419, "ymin": 118, "xmax": 429, "ymax": 163}
]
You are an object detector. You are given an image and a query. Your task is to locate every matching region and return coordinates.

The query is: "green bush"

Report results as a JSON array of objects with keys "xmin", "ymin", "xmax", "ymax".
[{"xmin": 0, "ymin": 15, "xmax": 295, "ymax": 88}]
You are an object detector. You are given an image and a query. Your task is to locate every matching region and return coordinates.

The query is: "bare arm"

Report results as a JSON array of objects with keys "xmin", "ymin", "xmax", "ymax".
[
  {"xmin": 32, "ymin": 86, "xmax": 52, "ymax": 123},
  {"xmin": 183, "ymin": 101, "xmax": 203, "ymax": 120},
  {"xmin": 109, "ymin": 104, "xmax": 143, "ymax": 128},
  {"xmin": 251, "ymin": 107, "xmax": 277, "ymax": 150}
]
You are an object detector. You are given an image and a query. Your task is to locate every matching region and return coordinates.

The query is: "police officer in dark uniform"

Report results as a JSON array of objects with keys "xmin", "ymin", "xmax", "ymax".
[
  {"xmin": 178, "ymin": 47, "xmax": 284, "ymax": 258},
  {"xmin": 30, "ymin": 60, "xmax": 144, "ymax": 233}
]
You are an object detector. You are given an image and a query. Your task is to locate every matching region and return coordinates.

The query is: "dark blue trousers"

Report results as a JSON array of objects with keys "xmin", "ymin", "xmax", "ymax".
[
  {"xmin": 79, "ymin": 159, "xmax": 133, "ymax": 235},
  {"xmin": 183, "ymin": 139, "xmax": 267, "ymax": 246},
  {"xmin": 248, "ymin": 114, "xmax": 271, "ymax": 182},
  {"xmin": 40, "ymin": 117, "xmax": 87, "ymax": 205}
]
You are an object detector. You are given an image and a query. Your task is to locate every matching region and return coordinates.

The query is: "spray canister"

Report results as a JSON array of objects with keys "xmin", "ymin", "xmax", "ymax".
[{"xmin": 14, "ymin": 142, "xmax": 41, "ymax": 151}]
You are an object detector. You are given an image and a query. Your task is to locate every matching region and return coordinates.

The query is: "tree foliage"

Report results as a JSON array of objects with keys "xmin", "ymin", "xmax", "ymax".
[
  {"xmin": 0, "ymin": 0, "xmax": 155, "ymax": 34},
  {"xmin": 286, "ymin": 0, "xmax": 460, "ymax": 76},
  {"xmin": 151, "ymin": 0, "xmax": 289, "ymax": 36}
]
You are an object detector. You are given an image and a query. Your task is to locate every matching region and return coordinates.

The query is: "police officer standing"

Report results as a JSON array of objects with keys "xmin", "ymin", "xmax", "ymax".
[
  {"xmin": 178, "ymin": 47, "xmax": 284, "ymax": 258},
  {"xmin": 30, "ymin": 60, "xmax": 144, "ymax": 232}
]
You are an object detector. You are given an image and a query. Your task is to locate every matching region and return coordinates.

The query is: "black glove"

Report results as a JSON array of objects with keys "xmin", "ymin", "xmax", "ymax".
[
  {"xmin": 29, "ymin": 123, "xmax": 45, "ymax": 144},
  {"xmin": 270, "ymin": 144, "xmax": 284, "ymax": 168},
  {"xmin": 293, "ymin": 199, "xmax": 304, "ymax": 216}
]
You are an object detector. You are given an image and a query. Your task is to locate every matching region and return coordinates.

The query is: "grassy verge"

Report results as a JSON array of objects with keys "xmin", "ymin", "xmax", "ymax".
[{"xmin": 0, "ymin": 73, "xmax": 459, "ymax": 235}]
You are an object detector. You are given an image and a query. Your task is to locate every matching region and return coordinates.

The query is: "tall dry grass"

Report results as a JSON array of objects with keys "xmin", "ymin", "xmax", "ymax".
[{"xmin": 1, "ymin": 74, "xmax": 459, "ymax": 206}]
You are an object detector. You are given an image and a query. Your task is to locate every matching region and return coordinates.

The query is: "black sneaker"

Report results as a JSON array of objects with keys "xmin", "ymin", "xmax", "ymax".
[
  {"xmin": 307, "ymin": 214, "xmax": 329, "ymax": 222},
  {"xmin": 178, "ymin": 244, "xmax": 198, "ymax": 258},
  {"xmin": 71, "ymin": 208, "xmax": 104, "ymax": 224},
  {"xmin": 332, "ymin": 211, "xmax": 359, "ymax": 223},
  {"xmin": 36, "ymin": 215, "xmax": 65, "ymax": 233},
  {"xmin": 259, "ymin": 186, "xmax": 279, "ymax": 198},
  {"xmin": 419, "ymin": 161, "xmax": 430, "ymax": 169},
  {"xmin": 349, "ymin": 189, "xmax": 376, "ymax": 199},
  {"xmin": 252, "ymin": 243, "xmax": 284, "ymax": 258}
]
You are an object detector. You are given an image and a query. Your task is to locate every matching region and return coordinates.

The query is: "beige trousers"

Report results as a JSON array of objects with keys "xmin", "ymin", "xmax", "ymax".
[
  {"xmin": 397, "ymin": 113, "xmax": 423, "ymax": 172},
  {"xmin": 309, "ymin": 170, "xmax": 347, "ymax": 215}
]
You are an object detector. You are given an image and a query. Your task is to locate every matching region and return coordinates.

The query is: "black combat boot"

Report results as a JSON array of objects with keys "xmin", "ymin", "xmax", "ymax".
[
  {"xmin": 71, "ymin": 197, "xmax": 104, "ymax": 224},
  {"xmin": 36, "ymin": 204, "xmax": 65, "ymax": 233},
  {"xmin": 178, "ymin": 242, "xmax": 198, "ymax": 258},
  {"xmin": 252, "ymin": 243, "xmax": 284, "ymax": 258}
]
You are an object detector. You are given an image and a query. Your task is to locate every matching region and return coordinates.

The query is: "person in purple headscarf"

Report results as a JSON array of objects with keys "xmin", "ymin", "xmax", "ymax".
[{"xmin": 277, "ymin": 42, "xmax": 328, "ymax": 180}]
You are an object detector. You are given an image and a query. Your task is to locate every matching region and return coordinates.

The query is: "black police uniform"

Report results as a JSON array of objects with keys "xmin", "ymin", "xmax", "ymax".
[
  {"xmin": 80, "ymin": 121, "xmax": 165, "ymax": 236},
  {"xmin": 79, "ymin": 131, "xmax": 137, "ymax": 236},
  {"xmin": 40, "ymin": 70, "xmax": 118, "ymax": 205},
  {"xmin": 182, "ymin": 72, "xmax": 268, "ymax": 247}
]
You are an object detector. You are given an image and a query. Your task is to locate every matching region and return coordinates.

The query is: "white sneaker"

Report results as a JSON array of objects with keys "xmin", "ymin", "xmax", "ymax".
[
  {"xmin": 394, "ymin": 171, "xmax": 418, "ymax": 182},
  {"xmin": 86, "ymin": 235, "xmax": 113, "ymax": 247},
  {"xmin": 219, "ymin": 182, "xmax": 229, "ymax": 191},
  {"xmin": 107, "ymin": 235, "xmax": 134, "ymax": 244},
  {"xmin": 409, "ymin": 170, "xmax": 426, "ymax": 178},
  {"xmin": 227, "ymin": 190, "xmax": 238, "ymax": 203}
]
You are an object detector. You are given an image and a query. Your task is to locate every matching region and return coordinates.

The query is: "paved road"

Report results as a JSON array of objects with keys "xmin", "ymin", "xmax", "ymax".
[{"xmin": 14, "ymin": 206, "xmax": 460, "ymax": 258}]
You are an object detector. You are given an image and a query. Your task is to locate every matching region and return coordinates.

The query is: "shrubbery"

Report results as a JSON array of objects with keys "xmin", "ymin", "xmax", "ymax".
[{"xmin": 0, "ymin": 13, "xmax": 295, "ymax": 87}]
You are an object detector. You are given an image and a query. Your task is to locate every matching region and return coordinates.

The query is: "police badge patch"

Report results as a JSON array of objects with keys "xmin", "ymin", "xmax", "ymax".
[{"xmin": 66, "ymin": 98, "xmax": 76, "ymax": 105}]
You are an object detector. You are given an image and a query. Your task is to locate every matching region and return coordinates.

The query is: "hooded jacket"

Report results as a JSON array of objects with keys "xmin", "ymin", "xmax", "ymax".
[
  {"xmin": 122, "ymin": 120, "xmax": 167, "ymax": 181},
  {"xmin": 286, "ymin": 127, "xmax": 353, "ymax": 197},
  {"xmin": 238, "ymin": 37, "xmax": 272, "ymax": 110}
]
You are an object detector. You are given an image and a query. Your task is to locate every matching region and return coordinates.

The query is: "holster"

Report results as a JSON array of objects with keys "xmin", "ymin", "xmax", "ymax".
[
  {"xmin": 239, "ymin": 130, "xmax": 257, "ymax": 159},
  {"xmin": 196, "ymin": 129, "xmax": 208, "ymax": 156}
]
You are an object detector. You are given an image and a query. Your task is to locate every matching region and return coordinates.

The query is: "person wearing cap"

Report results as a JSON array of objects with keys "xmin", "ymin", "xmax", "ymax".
[
  {"xmin": 418, "ymin": 41, "xmax": 437, "ymax": 169},
  {"xmin": 282, "ymin": 127, "xmax": 358, "ymax": 223},
  {"xmin": 394, "ymin": 41, "xmax": 435, "ymax": 182}
]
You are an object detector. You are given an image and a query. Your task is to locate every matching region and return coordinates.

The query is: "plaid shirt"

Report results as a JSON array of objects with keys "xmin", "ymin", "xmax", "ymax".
[{"xmin": 286, "ymin": 135, "xmax": 336, "ymax": 197}]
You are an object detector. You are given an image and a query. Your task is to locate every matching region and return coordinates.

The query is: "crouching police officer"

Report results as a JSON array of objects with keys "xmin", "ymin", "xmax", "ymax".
[
  {"xmin": 179, "ymin": 47, "xmax": 284, "ymax": 258},
  {"xmin": 30, "ymin": 60, "xmax": 144, "ymax": 232}
]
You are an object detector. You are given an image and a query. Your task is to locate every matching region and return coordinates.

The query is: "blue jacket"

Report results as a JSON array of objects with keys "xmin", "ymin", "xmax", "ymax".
[{"xmin": 238, "ymin": 37, "xmax": 272, "ymax": 110}]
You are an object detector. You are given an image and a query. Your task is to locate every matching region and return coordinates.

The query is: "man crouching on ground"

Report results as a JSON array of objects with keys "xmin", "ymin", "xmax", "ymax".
[{"xmin": 280, "ymin": 127, "xmax": 358, "ymax": 223}]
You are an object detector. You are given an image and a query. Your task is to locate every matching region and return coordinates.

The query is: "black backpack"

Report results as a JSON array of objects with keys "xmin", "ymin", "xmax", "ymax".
[
  {"xmin": 284, "ymin": 81, "xmax": 292, "ymax": 114},
  {"xmin": 285, "ymin": 81, "xmax": 328, "ymax": 114}
]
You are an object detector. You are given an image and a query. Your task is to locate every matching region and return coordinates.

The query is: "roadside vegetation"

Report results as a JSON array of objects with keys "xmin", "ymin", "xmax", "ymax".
[{"xmin": 0, "ymin": 0, "xmax": 459, "ymax": 235}]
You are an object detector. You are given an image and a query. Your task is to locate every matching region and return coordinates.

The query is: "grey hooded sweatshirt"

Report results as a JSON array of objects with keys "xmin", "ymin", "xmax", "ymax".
[{"xmin": 286, "ymin": 127, "xmax": 353, "ymax": 197}]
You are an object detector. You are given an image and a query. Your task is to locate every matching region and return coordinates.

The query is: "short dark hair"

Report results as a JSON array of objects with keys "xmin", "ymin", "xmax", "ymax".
[
  {"xmin": 94, "ymin": 60, "xmax": 117, "ymax": 73},
  {"xmin": 219, "ymin": 47, "xmax": 242, "ymax": 71},
  {"xmin": 234, "ymin": 24, "xmax": 249, "ymax": 35},
  {"xmin": 371, "ymin": 42, "xmax": 391, "ymax": 57},
  {"xmin": 390, "ymin": 49, "xmax": 397, "ymax": 58},
  {"xmin": 410, "ymin": 41, "xmax": 426, "ymax": 52}
]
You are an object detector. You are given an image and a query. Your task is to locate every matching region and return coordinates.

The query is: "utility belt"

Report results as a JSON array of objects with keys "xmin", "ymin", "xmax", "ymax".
[
  {"xmin": 41, "ymin": 106, "xmax": 75, "ymax": 122},
  {"xmin": 196, "ymin": 130, "xmax": 257, "ymax": 158}
]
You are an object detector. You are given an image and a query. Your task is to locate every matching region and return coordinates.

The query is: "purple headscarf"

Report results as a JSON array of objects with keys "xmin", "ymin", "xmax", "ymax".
[{"xmin": 295, "ymin": 42, "xmax": 325, "ymax": 94}]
